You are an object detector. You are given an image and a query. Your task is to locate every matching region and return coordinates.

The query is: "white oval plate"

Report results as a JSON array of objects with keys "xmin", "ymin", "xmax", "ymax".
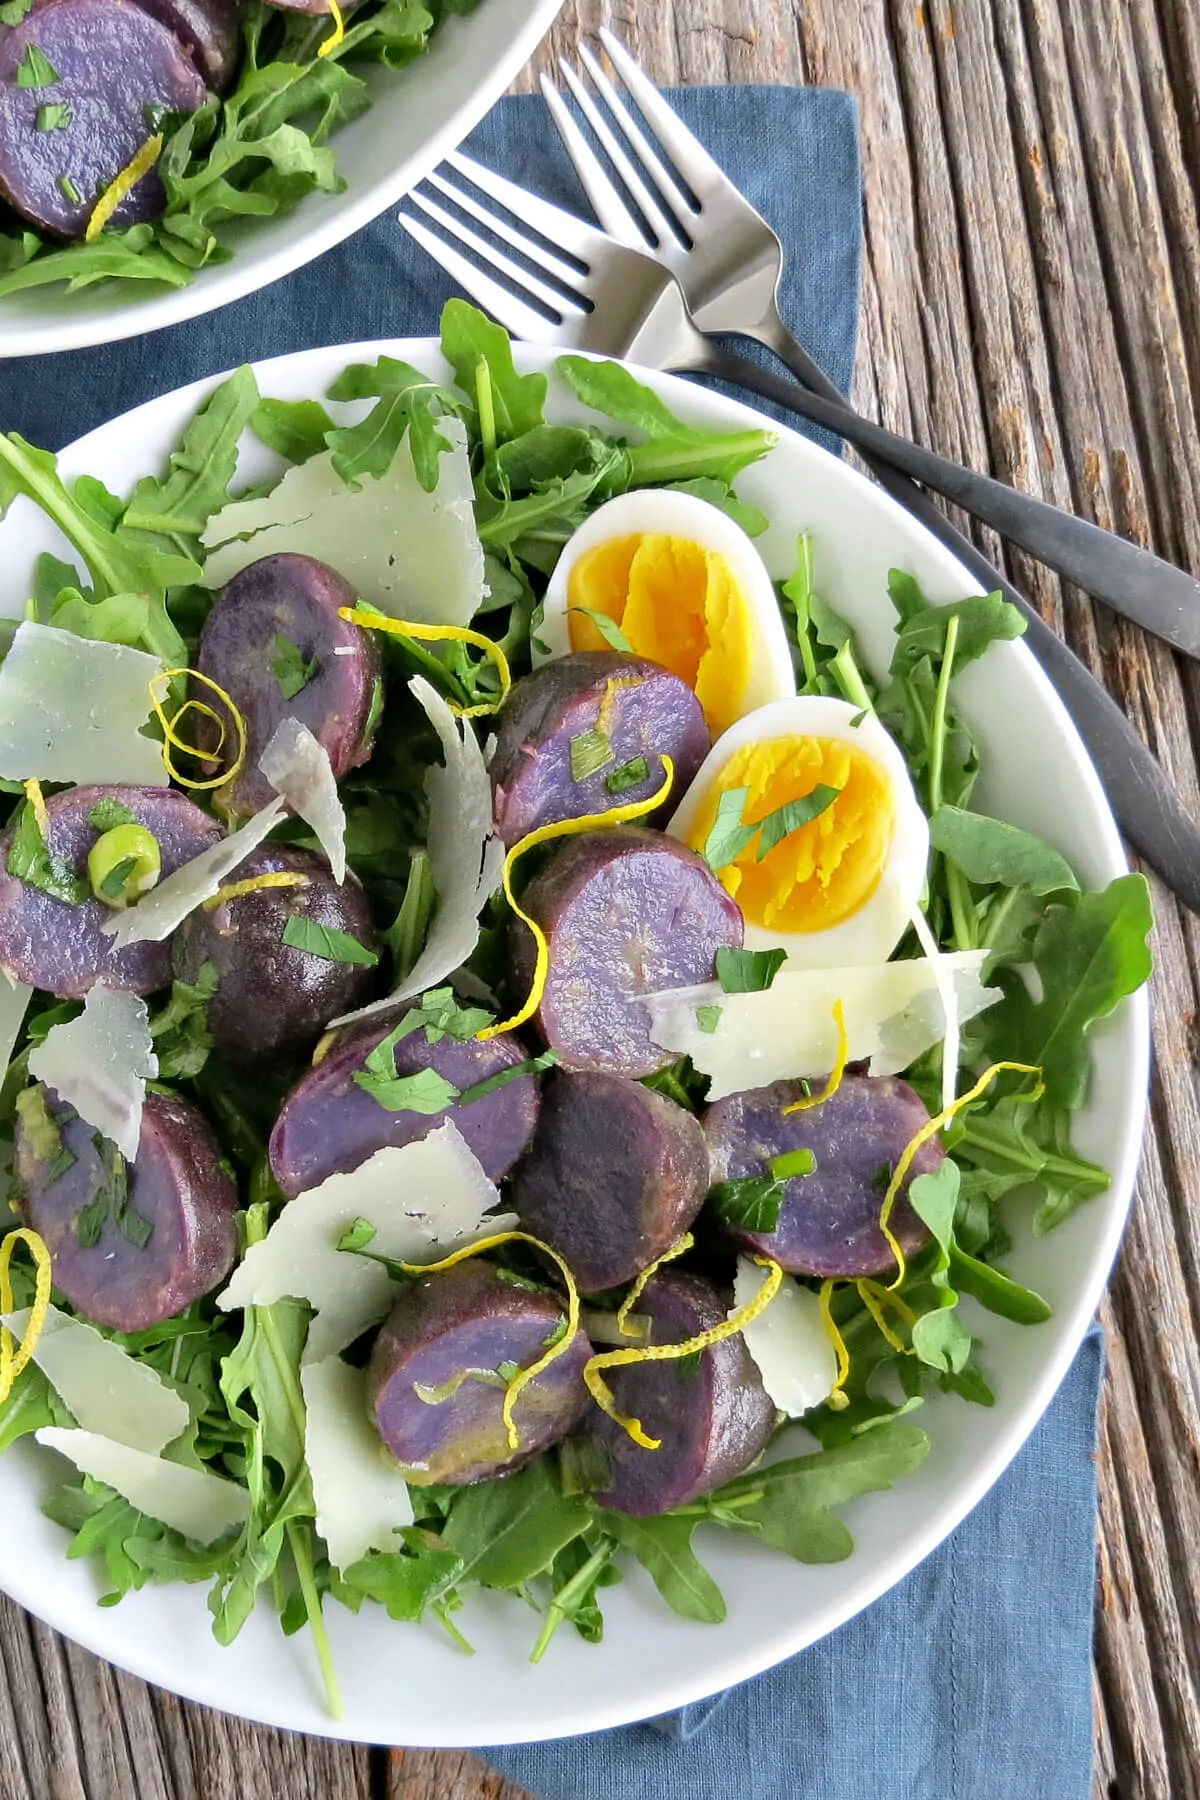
[
  {"xmin": 0, "ymin": 0, "xmax": 563, "ymax": 358},
  {"xmin": 0, "ymin": 343, "xmax": 1149, "ymax": 1744}
]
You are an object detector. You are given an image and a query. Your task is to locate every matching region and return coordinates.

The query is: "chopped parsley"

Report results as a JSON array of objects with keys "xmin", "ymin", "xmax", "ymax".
[
  {"xmin": 281, "ymin": 916, "xmax": 379, "ymax": 966},
  {"xmin": 703, "ymin": 783, "xmax": 842, "ymax": 872},
  {"xmin": 74, "ymin": 1137, "xmax": 154, "ymax": 1250},
  {"xmin": 88, "ymin": 797, "xmax": 137, "ymax": 832},
  {"xmin": 58, "ymin": 173, "xmax": 81, "ymax": 205},
  {"xmin": 696, "ymin": 1004, "xmax": 723, "ymax": 1034},
  {"xmin": 36, "ymin": 101, "xmax": 71, "ymax": 132},
  {"xmin": 714, "ymin": 947, "xmax": 787, "ymax": 994},
  {"xmin": 568, "ymin": 606, "xmax": 633, "ymax": 654},
  {"xmin": 707, "ymin": 1174, "xmax": 787, "ymax": 1233},
  {"xmin": 606, "ymin": 755, "xmax": 649, "ymax": 795},
  {"xmin": 271, "ymin": 635, "xmax": 319, "ymax": 701},
  {"xmin": 16, "ymin": 44, "xmax": 59, "ymax": 87},
  {"xmin": 7, "ymin": 798, "xmax": 88, "ymax": 906}
]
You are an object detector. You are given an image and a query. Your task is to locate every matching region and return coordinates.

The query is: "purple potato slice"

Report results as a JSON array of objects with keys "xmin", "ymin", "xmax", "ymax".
[
  {"xmin": 172, "ymin": 844, "xmax": 380, "ymax": 1071},
  {"xmin": 132, "ymin": 0, "xmax": 242, "ymax": 93},
  {"xmin": 511, "ymin": 1072, "xmax": 709, "ymax": 1293},
  {"xmin": 0, "ymin": 785, "xmax": 222, "ymax": 999},
  {"xmin": 490, "ymin": 651, "xmax": 710, "ymax": 847},
  {"xmin": 589, "ymin": 1270, "xmax": 775, "ymax": 1516},
  {"xmin": 195, "ymin": 553, "xmax": 382, "ymax": 820},
  {"xmin": 512, "ymin": 826, "xmax": 743, "ymax": 1079},
  {"xmin": 704, "ymin": 1074, "xmax": 938, "ymax": 1278},
  {"xmin": 0, "ymin": 0, "xmax": 206, "ymax": 240},
  {"xmin": 268, "ymin": 1010, "xmax": 540, "ymax": 1198},
  {"xmin": 367, "ymin": 1259, "xmax": 592, "ymax": 1485},
  {"xmin": 15, "ymin": 1086, "xmax": 238, "ymax": 1330}
]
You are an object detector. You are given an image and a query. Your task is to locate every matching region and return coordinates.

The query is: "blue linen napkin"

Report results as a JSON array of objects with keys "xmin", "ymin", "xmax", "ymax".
[{"xmin": 0, "ymin": 82, "xmax": 1102, "ymax": 1800}]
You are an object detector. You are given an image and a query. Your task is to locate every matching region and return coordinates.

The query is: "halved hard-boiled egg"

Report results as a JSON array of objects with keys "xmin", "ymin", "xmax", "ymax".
[
  {"xmin": 668, "ymin": 695, "xmax": 929, "ymax": 969},
  {"xmin": 537, "ymin": 490, "xmax": 795, "ymax": 736}
]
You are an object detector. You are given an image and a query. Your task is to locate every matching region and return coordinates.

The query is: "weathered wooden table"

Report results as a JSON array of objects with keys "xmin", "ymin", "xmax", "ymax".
[{"xmin": 3, "ymin": 2, "xmax": 1197, "ymax": 1796}]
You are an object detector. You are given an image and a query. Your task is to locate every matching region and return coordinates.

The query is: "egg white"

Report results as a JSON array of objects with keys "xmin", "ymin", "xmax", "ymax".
[
  {"xmin": 537, "ymin": 489, "xmax": 795, "ymax": 724},
  {"xmin": 667, "ymin": 694, "xmax": 930, "ymax": 969}
]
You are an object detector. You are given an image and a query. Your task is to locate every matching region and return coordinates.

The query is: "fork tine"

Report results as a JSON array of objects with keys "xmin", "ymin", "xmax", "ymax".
[
  {"xmin": 443, "ymin": 149, "xmax": 613, "ymax": 266},
  {"xmin": 404, "ymin": 189, "xmax": 591, "ymax": 336},
  {"xmin": 575, "ymin": 42, "xmax": 696, "ymax": 235},
  {"xmin": 397, "ymin": 213, "xmax": 562, "ymax": 346},
  {"xmin": 425, "ymin": 170, "xmax": 584, "ymax": 292},
  {"xmin": 555, "ymin": 58, "xmax": 678, "ymax": 248},
  {"xmin": 597, "ymin": 27, "xmax": 730, "ymax": 202},
  {"xmin": 538, "ymin": 74, "xmax": 646, "ymax": 252}
]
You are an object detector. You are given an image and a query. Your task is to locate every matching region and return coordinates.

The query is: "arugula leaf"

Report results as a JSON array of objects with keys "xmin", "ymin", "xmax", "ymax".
[
  {"xmin": 0, "ymin": 1359, "xmax": 59, "ymax": 1452},
  {"xmin": 947, "ymin": 1246, "xmax": 1051, "ymax": 1324},
  {"xmin": 951, "ymin": 1090, "xmax": 1110, "ymax": 1238},
  {"xmin": 440, "ymin": 299, "xmax": 548, "ymax": 441},
  {"xmin": 710, "ymin": 1423, "xmax": 931, "ymax": 1560},
  {"xmin": 440, "ymin": 1459, "xmax": 591, "ymax": 1589},
  {"xmin": 383, "ymin": 851, "xmax": 437, "ymax": 980},
  {"xmin": 667, "ymin": 476, "xmax": 768, "ymax": 536},
  {"xmin": 606, "ymin": 755, "xmax": 649, "ymax": 794},
  {"xmin": 48, "ymin": 586, "xmax": 188, "ymax": 666},
  {"xmin": 906, "ymin": 1162, "xmax": 972, "ymax": 1374},
  {"xmin": 149, "ymin": 962, "xmax": 219, "ymax": 1080},
  {"xmin": 281, "ymin": 916, "xmax": 378, "ymax": 966},
  {"xmin": 343, "ymin": 1535, "xmax": 464, "ymax": 1621},
  {"xmin": 888, "ymin": 579, "xmax": 1026, "ymax": 677},
  {"xmin": 597, "ymin": 1511, "xmax": 725, "ymax": 1623},
  {"xmin": 981, "ymin": 875, "xmax": 1153, "ymax": 1109},
  {"xmin": 271, "ymin": 635, "xmax": 318, "ymax": 701},
  {"xmin": 251, "ymin": 397, "xmax": 335, "ymax": 463},
  {"xmin": 117, "ymin": 365, "xmax": 262, "ymax": 566},
  {"xmin": 557, "ymin": 355, "xmax": 775, "ymax": 488},
  {"xmin": 6, "ymin": 799, "xmax": 88, "ymax": 906},
  {"xmin": 715, "ymin": 947, "xmax": 787, "ymax": 993},
  {"xmin": 707, "ymin": 1175, "xmax": 787, "ymax": 1233},
  {"xmin": 326, "ymin": 357, "xmax": 465, "ymax": 492},
  {"xmin": 930, "ymin": 806, "xmax": 1079, "ymax": 895},
  {"xmin": 569, "ymin": 727, "xmax": 614, "ymax": 782}
]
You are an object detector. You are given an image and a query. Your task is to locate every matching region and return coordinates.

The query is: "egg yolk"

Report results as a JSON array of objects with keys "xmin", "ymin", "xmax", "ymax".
[
  {"xmin": 682, "ymin": 736, "xmax": 896, "ymax": 934},
  {"xmin": 567, "ymin": 534, "xmax": 752, "ymax": 735}
]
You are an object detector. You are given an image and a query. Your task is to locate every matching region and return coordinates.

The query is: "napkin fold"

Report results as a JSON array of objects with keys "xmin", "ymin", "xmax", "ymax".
[{"xmin": 0, "ymin": 81, "xmax": 1102, "ymax": 1800}]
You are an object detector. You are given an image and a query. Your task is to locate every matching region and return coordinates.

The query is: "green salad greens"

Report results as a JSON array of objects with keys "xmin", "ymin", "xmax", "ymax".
[{"xmin": 0, "ymin": 301, "xmax": 1153, "ymax": 1713}]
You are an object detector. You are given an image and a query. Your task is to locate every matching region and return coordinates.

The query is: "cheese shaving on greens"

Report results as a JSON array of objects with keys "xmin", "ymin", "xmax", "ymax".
[
  {"xmin": 300, "ymin": 1356, "xmax": 413, "ymax": 1571},
  {"xmin": 643, "ymin": 952, "xmax": 999, "ymax": 1101},
  {"xmin": 217, "ymin": 1123, "xmax": 517, "ymax": 1363},
  {"xmin": 3, "ymin": 1303, "xmax": 188, "ymax": 1453},
  {"xmin": 0, "ymin": 622, "xmax": 167, "ymax": 789},
  {"xmin": 35, "ymin": 1428, "xmax": 250, "ymax": 1544},
  {"xmin": 907, "ymin": 902, "xmax": 961, "ymax": 1113},
  {"xmin": 200, "ymin": 419, "xmax": 485, "ymax": 628},
  {"xmin": 729, "ymin": 1258, "xmax": 837, "ymax": 1419},
  {"xmin": 28, "ymin": 986, "xmax": 157, "ymax": 1160},
  {"xmin": 102, "ymin": 797, "xmax": 287, "ymax": 949},
  {"xmin": 328, "ymin": 678, "xmax": 503, "ymax": 1030},
  {"xmin": 260, "ymin": 717, "xmax": 346, "ymax": 883}
]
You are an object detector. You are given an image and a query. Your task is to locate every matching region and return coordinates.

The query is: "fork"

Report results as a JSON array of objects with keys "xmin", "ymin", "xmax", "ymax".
[
  {"xmin": 543, "ymin": 33, "xmax": 1200, "ymax": 663},
  {"xmin": 397, "ymin": 153, "xmax": 1200, "ymax": 912}
]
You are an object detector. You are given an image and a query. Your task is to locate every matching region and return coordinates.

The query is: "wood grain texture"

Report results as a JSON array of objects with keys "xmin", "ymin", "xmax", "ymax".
[{"xmin": 2, "ymin": 4, "xmax": 1196, "ymax": 1798}]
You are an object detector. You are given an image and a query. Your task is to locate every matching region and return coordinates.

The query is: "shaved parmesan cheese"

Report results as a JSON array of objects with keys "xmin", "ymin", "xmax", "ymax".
[
  {"xmin": 4, "ymin": 1303, "xmax": 188, "ymax": 1453},
  {"xmin": 645, "ymin": 952, "xmax": 999, "ymax": 1101},
  {"xmin": 103, "ymin": 797, "xmax": 287, "ymax": 949},
  {"xmin": 28, "ymin": 986, "xmax": 156, "ymax": 1159},
  {"xmin": 301, "ymin": 1355, "xmax": 413, "ymax": 1570},
  {"xmin": 0, "ymin": 622, "xmax": 166, "ymax": 788},
  {"xmin": 218, "ymin": 1122, "xmax": 518, "ymax": 1363},
  {"xmin": 0, "ymin": 972, "xmax": 31, "ymax": 1077},
  {"xmin": 328, "ymin": 677, "xmax": 503, "ymax": 1030},
  {"xmin": 731, "ymin": 1258, "xmax": 836, "ymax": 1418},
  {"xmin": 35, "ymin": 1428, "xmax": 250, "ymax": 1544},
  {"xmin": 260, "ymin": 717, "xmax": 346, "ymax": 883},
  {"xmin": 907, "ymin": 903, "xmax": 959, "ymax": 1112},
  {"xmin": 200, "ymin": 420, "xmax": 485, "ymax": 628}
]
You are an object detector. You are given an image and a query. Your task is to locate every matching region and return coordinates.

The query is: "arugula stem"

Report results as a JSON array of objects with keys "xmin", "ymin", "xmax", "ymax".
[
  {"xmin": 978, "ymin": 885, "xmax": 1018, "ymax": 950},
  {"xmin": 529, "ymin": 1544, "xmax": 612, "ymax": 1665},
  {"xmin": 475, "ymin": 357, "xmax": 498, "ymax": 462},
  {"xmin": 947, "ymin": 868, "xmax": 976, "ymax": 952},
  {"xmin": 830, "ymin": 643, "xmax": 874, "ymax": 713},
  {"xmin": 287, "ymin": 1521, "xmax": 343, "ymax": 1720},
  {"xmin": 433, "ymin": 1600, "xmax": 475, "ymax": 1655},
  {"xmin": 928, "ymin": 613, "xmax": 959, "ymax": 815}
]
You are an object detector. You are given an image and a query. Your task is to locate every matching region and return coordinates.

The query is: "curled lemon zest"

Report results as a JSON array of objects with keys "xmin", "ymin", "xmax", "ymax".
[
  {"xmin": 204, "ymin": 871, "xmax": 310, "ymax": 911},
  {"xmin": 615, "ymin": 1232, "xmax": 694, "ymax": 1337},
  {"xmin": 85, "ymin": 134, "xmax": 164, "ymax": 243},
  {"xmin": 817, "ymin": 1278, "xmax": 851, "ymax": 1411},
  {"xmin": 783, "ymin": 998, "xmax": 849, "ymax": 1114},
  {"xmin": 596, "ymin": 675, "xmax": 645, "ymax": 739},
  {"xmin": 856, "ymin": 1277, "xmax": 917, "ymax": 1355},
  {"xmin": 22, "ymin": 778, "xmax": 49, "ymax": 840},
  {"xmin": 396, "ymin": 1229, "xmax": 579, "ymax": 1453},
  {"xmin": 311, "ymin": 1028, "xmax": 340, "ymax": 1067},
  {"xmin": 149, "ymin": 669, "xmax": 247, "ymax": 794},
  {"xmin": 317, "ymin": 0, "xmax": 346, "ymax": 56},
  {"xmin": 0, "ymin": 1229, "xmax": 52, "ymax": 1404},
  {"xmin": 477, "ymin": 757, "xmax": 676, "ymax": 1042},
  {"xmin": 584, "ymin": 1255, "xmax": 783, "ymax": 1450},
  {"xmin": 338, "ymin": 607, "xmax": 511, "ymax": 718},
  {"xmin": 880, "ymin": 1060, "xmax": 1043, "ymax": 1290}
]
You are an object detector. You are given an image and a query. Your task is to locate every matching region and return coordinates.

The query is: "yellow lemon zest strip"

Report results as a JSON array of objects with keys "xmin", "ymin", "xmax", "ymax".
[
  {"xmin": 0, "ymin": 1229, "xmax": 52, "ymax": 1404},
  {"xmin": 584, "ymin": 1255, "xmax": 784, "ymax": 1450},
  {"xmin": 22, "ymin": 778, "xmax": 50, "ymax": 840},
  {"xmin": 615, "ymin": 1232, "xmax": 694, "ymax": 1337},
  {"xmin": 338, "ymin": 608, "xmax": 511, "ymax": 719},
  {"xmin": 782, "ymin": 998, "xmax": 849, "ymax": 1114},
  {"xmin": 476, "ymin": 757, "xmax": 676, "ymax": 1043},
  {"xmin": 596, "ymin": 675, "xmax": 645, "ymax": 739},
  {"xmin": 817, "ymin": 1278, "xmax": 851, "ymax": 1411},
  {"xmin": 204, "ymin": 872, "xmax": 310, "ymax": 911},
  {"xmin": 317, "ymin": 0, "xmax": 346, "ymax": 56},
  {"xmin": 880, "ymin": 1060, "xmax": 1043, "ymax": 1291},
  {"xmin": 395, "ymin": 1230, "xmax": 579, "ymax": 1453},
  {"xmin": 149, "ymin": 670, "xmax": 247, "ymax": 793},
  {"xmin": 856, "ymin": 1277, "xmax": 917, "ymax": 1355},
  {"xmin": 85, "ymin": 134, "xmax": 164, "ymax": 243}
]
